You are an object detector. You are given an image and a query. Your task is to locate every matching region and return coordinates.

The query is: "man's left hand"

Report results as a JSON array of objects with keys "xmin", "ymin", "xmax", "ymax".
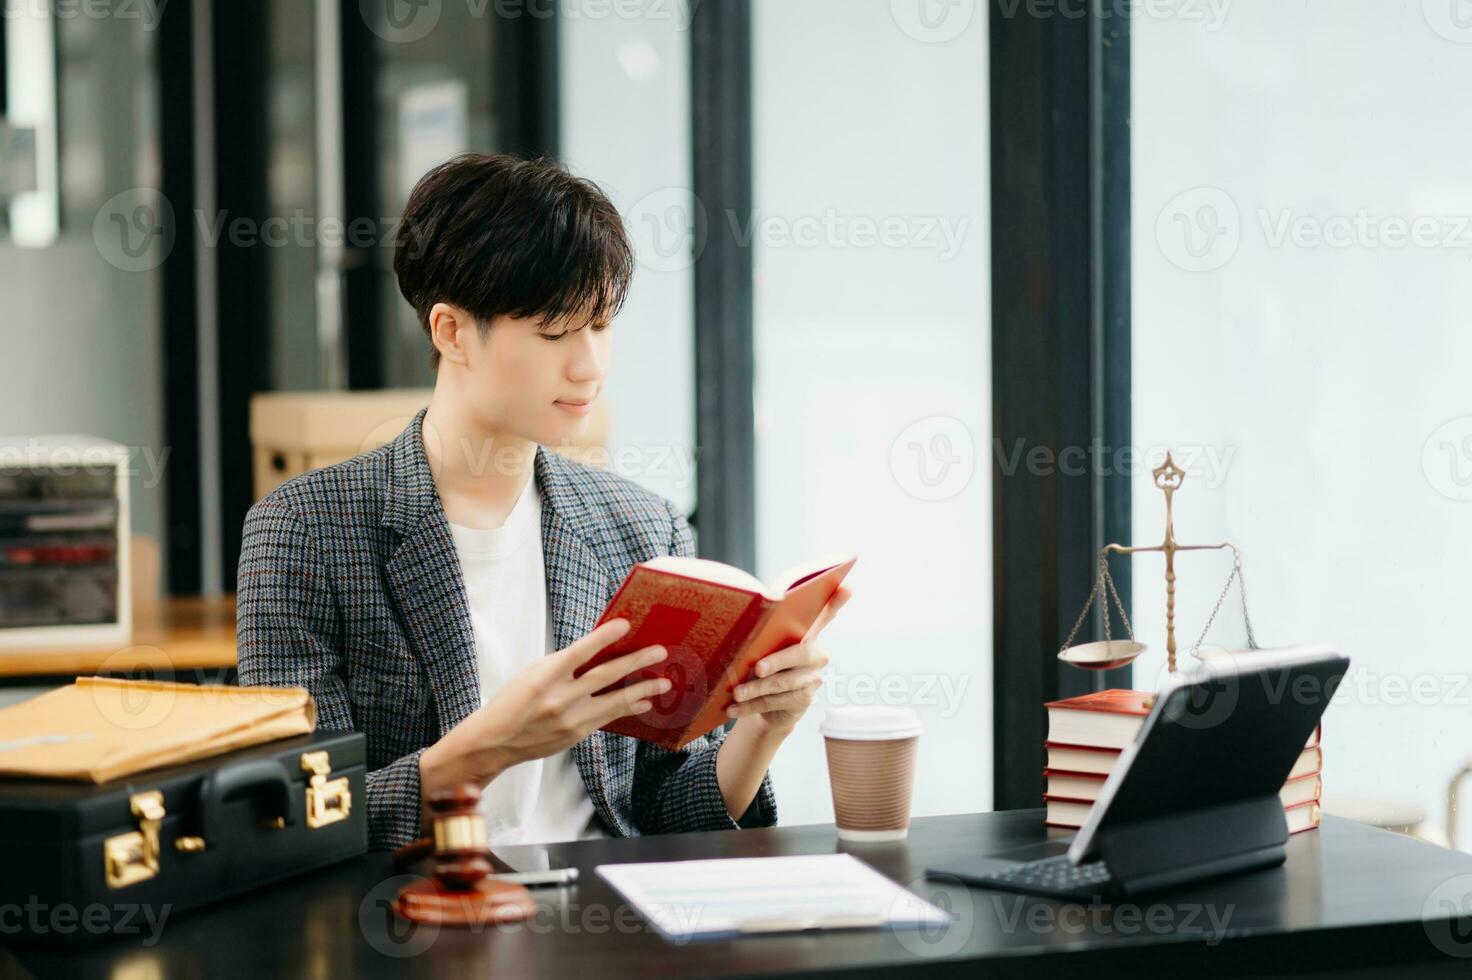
[{"xmin": 727, "ymin": 585, "xmax": 852, "ymax": 733}]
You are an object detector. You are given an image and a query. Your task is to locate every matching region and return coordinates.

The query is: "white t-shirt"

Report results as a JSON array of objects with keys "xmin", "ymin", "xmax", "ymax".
[{"xmin": 447, "ymin": 472, "xmax": 605, "ymax": 845}]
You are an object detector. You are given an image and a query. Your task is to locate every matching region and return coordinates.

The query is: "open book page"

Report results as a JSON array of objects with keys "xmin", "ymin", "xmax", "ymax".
[
  {"xmin": 767, "ymin": 552, "xmax": 856, "ymax": 596},
  {"xmin": 642, "ymin": 553, "xmax": 856, "ymax": 601},
  {"xmin": 641, "ymin": 556, "xmax": 765, "ymax": 594}
]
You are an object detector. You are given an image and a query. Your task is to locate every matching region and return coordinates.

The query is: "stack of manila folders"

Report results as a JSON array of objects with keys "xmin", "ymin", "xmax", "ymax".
[
  {"xmin": 1043, "ymin": 689, "xmax": 1323, "ymax": 833},
  {"xmin": 0, "ymin": 676, "xmax": 316, "ymax": 782}
]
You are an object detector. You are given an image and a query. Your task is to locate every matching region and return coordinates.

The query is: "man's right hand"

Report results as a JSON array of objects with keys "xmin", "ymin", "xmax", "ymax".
[{"xmin": 418, "ymin": 618, "xmax": 668, "ymax": 804}]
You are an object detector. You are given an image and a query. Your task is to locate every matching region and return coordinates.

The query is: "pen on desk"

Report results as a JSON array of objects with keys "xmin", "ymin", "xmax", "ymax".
[
  {"xmin": 488, "ymin": 867, "xmax": 579, "ymax": 888},
  {"xmin": 392, "ymin": 838, "xmax": 577, "ymax": 887}
]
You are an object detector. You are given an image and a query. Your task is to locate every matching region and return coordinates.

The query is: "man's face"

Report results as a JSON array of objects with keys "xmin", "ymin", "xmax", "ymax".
[{"xmin": 458, "ymin": 311, "xmax": 611, "ymax": 446}]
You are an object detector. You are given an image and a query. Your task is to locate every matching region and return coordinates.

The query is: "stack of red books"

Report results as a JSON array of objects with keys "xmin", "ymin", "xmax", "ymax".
[{"xmin": 1042, "ymin": 689, "xmax": 1323, "ymax": 833}]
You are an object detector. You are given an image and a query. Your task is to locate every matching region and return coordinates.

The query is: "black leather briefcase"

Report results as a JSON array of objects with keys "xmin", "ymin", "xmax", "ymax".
[{"xmin": 0, "ymin": 730, "xmax": 366, "ymax": 945}]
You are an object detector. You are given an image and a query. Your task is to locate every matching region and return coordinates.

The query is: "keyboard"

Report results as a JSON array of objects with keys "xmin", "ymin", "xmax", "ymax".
[{"xmin": 939, "ymin": 855, "xmax": 1116, "ymax": 899}]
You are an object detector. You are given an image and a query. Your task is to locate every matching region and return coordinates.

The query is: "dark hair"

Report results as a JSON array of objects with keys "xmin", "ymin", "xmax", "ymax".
[{"xmin": 393, "ymin": 153, "xmax": 634, "ymax": 368}]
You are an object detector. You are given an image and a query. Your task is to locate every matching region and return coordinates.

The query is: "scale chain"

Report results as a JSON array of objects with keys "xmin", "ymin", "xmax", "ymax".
[
  {"xmin": 1059, "ymin": 552, "xmax": 1137, "ymax": 651},
  {"xmin": 1188, "ymin": 546, "xmax": 1261, "ymax": 655}
]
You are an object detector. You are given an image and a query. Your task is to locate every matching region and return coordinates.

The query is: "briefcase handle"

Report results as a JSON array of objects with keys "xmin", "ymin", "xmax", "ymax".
[{"xmin": 195, "ymin": 758, "xmax": 296, "ymax": 846}]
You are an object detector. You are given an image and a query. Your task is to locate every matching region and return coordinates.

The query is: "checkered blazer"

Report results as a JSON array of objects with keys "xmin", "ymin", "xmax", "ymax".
[{"xmin": 237, "ymin": 408, "xmax": 776, "ymax": 850}]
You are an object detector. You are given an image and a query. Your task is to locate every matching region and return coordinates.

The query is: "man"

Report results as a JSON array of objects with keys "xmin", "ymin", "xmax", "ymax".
[{"xmin": 237, "ymin": 154, "xmax": 850, "ymax": 850}]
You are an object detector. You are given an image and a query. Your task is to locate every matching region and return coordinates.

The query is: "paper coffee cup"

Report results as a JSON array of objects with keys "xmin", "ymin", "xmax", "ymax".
[{"xmin": 820, "ymin": 707, "xmax": 922, "ymax": 842}]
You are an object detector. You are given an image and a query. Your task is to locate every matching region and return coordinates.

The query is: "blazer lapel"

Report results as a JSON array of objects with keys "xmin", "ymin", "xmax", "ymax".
[
  {"xmin": 536, "ymin": 446, "xmax": 623, "ymax": 824},
  {"xmin": 381, "ymin": 410, "xmax": 480, "ymax": 738},
  {"xmin": 536, "ymin": 445, "xmax": 614, "ymax": 653}
]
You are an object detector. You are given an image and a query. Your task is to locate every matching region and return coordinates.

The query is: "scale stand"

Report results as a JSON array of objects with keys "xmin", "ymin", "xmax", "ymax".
[{"xmin": 1058, "ymin": 452, "xmax": 1260, "ymax": 678}]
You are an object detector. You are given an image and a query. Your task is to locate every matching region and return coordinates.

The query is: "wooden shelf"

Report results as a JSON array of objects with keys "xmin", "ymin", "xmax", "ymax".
[{"xmin": 0, "ymin": 597, "xmax": 238, "ymax": 677}]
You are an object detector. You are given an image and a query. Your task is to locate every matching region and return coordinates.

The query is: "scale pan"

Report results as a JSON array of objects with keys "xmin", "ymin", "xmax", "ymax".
[{"xmin": 1058, "ymin": 640, "xmax": 1147, "ymax": 671}]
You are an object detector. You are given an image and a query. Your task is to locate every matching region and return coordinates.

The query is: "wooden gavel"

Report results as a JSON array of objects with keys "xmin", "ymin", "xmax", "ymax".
[{"xmin": 392, "ymin": 784, "xmax": 538, "ymax": 925}]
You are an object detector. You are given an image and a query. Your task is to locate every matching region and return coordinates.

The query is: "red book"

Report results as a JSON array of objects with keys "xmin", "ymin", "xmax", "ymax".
[
  {"xmin": 1046, "ymin": 744, "xmax": 1322, "ymax": 783},
  {"xmin": 1289, "ymin": 746, "xmax": 1322, "ymax": 781},
  {"xmin": 1043, "ymin": 797, "xmax": 1096, "ymax": 828},
  {"xmin": 1047, "ymin": 692, "xmax": 1326, "ymax": 754},
  {"xmin": 1045, "ymin": 742, "xmax": 1123, "ymax": 776},
  {"xmin": 1279, "ymin": 773, "xmax": 1322, "ymax": 809},
  {"xmin": 1045, "ymin": 795, "xmax": 1326, "ymax": 831},
  {"xmin": 1286, "ymin": 800, "xmax": 1322, "ymax": 835},
  {"xmin": 574, "ymin": 553, "xmax": 857, "ymax": 749},
  {"xmin": 1044, "ymin": 689, "xmax": 1154, "ymax": 750},
  {"xmin": 1044, "ymin": 769, "xmax": 1109, "ymax": 802},
  {"xmin": 1044, "ymin": 770, "xmax": 1322, "ymax": 808}
]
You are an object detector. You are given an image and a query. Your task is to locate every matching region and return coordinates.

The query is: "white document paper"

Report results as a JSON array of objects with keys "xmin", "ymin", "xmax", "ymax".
[{"xmin": 596, "ymin": 853, "xmax": 951, "ymax": 941}]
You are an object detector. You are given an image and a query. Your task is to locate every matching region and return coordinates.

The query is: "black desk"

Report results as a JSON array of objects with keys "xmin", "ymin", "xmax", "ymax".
[{"xmin": 8, "ymin": 812, "xmax": 1472, "ymax": 979}]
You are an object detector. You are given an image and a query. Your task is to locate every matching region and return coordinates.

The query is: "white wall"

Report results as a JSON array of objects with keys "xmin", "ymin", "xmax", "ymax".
[
  {"xmin": 752, "ymin": 0, "xmax": 992, "ymax": 825},
  {"xmin": 1133, "ymin": 0, "xmax": 1472, "ymax": 843}
]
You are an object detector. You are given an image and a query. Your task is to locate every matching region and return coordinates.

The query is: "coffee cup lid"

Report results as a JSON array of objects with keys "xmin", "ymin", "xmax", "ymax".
[{"xmin": 819, "ymin": 706, "xmax": 923, "ymax": 741}]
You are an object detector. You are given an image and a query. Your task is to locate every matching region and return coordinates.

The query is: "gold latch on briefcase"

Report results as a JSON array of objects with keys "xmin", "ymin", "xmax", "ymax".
[
  {"xmin": 301, "ymin": 750, "xmax": 351, "ymax": 829},
  {"xmin": 104, "ymin": 790, "xmax": 165, "ymax": 888}
]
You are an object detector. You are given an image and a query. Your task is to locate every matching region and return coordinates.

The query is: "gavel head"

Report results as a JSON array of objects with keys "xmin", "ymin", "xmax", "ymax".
[{"xmin": 428, "ymin": 784, "xmax": 492, "ymax": 890}]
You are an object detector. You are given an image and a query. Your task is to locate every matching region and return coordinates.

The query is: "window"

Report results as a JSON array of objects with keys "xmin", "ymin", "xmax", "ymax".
[
  {"xmin": 1132, "ymin": 1, "xmax": 1472, "ymax": 843},
  {"xmin": 752, "ymin": 0, "xmax": 991, "ymax": 823}
]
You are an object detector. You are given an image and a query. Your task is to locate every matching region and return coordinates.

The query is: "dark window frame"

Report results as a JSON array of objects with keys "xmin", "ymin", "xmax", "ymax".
[
  {"xmin": 689, "ymin": 0, "xmax": 755, "ymax": 570},
  {"xmin": 158, "ymin": 0, "xmax": 201, "ymax": 594},
  {"xmin": 990, "ymin": 1, "xmax": 1133, "ymax": 810}
]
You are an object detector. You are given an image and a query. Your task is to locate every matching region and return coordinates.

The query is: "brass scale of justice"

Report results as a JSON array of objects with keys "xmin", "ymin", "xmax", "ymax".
[{"xmin": 1057, "ymin": 453, "xmax": 1261, "ymax": 697}]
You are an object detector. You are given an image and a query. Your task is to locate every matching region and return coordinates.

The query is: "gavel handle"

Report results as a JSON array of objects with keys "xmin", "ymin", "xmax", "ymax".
[{"xmin": 392, "ymin": 836, "xmax": 435, "ymax": 869}]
